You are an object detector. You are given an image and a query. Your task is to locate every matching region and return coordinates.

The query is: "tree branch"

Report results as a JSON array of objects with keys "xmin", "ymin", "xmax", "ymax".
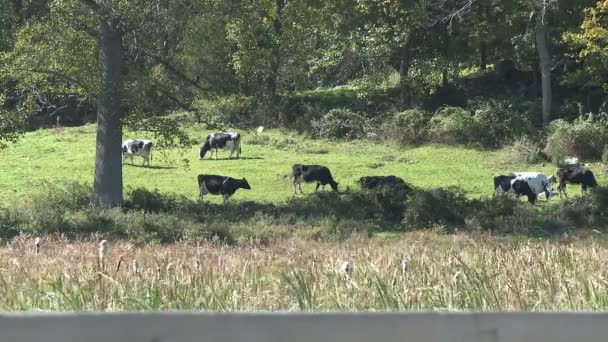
[{"xmin": 12, "ymin": 68, "xmax": 96, "ymax": 97}]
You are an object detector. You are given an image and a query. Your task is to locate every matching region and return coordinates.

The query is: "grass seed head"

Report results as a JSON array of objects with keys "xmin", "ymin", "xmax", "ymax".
[
  {"xmin": 34, "ymin": 237, "xmax": 41, "ymax": 255},
  {"xmin": 99, "ymin": 240, "xmax": 108, "ymax": 258},
  {"xmin": 340, "ymin": 260, "xmax": 353, "ymax": 277}
]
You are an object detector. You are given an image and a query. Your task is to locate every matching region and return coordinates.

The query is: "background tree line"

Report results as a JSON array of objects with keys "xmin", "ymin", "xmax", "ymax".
[{"xmin": 1, "ymin": 0, "xmax": 608, "ymax": 206}]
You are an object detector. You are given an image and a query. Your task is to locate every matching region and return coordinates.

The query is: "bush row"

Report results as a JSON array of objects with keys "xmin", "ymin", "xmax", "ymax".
[
  {"xmin": 310, "ymin": 107, "xmax": 608, "ymax": 163},
  {"xmin": 312, "ymin": 100, "xmax": 533, "ymax": 148},
  {"xmin": 1, "ymin": 181, "xmax": 607, "ymax": 244}
]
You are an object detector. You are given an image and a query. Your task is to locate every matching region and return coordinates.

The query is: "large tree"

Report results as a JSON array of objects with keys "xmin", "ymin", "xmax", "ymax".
[{"xmin": 1, "ymin": 0, "xmax": 203, "ymax": 207}]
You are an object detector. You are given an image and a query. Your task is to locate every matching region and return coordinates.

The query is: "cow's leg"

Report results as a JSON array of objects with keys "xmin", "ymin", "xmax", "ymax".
[
  {"xmin": 582, "ymin": 185, "xmax": 587, "ymax": 195},
  {"xmin": 298, "ymin": 182, "xmax": 304, "ymax": 194},
  {"xmin": 315, "ymin": 182, "xmax": 321, "ymax": 192},
  {"xmin": 222, "ymin": 194, "xmax": 230, "ymax": 203}
]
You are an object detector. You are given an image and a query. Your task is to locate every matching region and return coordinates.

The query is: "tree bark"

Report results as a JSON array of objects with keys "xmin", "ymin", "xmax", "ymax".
[
  {"xmin": 92, "ymin": 15, "xmax": 124, "ymax": 207},
  {"xmin": 442, "ymin": 27, "xmax": 449, "ymax": 87},
  {"xmin": 398, "ymin": 36, "xmax": 413, "ymax": 105},
  {"xmin": 479, "ymin": 41, "xmax": 487, "ymax": 70},
  {"xmin": 535, "ymin": 16, "xmax": 552, "ymax": 126}
]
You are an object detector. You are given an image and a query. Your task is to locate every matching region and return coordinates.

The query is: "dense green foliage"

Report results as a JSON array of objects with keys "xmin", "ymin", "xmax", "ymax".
[{"xmin": 0, "ymin": 0, "xmax": 606, "ymax": 136}]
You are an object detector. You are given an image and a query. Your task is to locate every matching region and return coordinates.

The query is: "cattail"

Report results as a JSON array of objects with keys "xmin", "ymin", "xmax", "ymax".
[
  {"xmin": 34, "ymin": 237, "xmax": 41, "ymax": 255},
  {"xmin": 98, "ymin": 240, "xmax": 108, "ymax": 271}
]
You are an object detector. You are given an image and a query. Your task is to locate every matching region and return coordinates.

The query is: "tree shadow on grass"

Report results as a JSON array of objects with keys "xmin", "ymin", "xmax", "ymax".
[
  {"xmin": 124, "ymin": 164, "xmax": 177, "ymax": 170},
  {"xmin": 198, "ymin": 156, "xmax": 264, "ymax": 161}
]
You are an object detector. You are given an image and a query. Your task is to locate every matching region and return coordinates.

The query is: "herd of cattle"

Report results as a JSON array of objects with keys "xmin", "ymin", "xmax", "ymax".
[{"xmin": 121, "ymin": 131, "xmax": 600, "ymax": 205}]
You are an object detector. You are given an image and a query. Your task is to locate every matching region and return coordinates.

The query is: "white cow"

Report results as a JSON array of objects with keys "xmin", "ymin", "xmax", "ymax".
[
  {"xmin": 122, "ymin": 139, "xmax": 153, "ymax": 167},
  {"xmin": 509, "ymin": 172, "xmax": 557, "ymax": 200}
]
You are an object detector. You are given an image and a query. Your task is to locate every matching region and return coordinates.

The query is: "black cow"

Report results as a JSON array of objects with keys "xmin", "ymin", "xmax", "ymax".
[
  {"xmin": 291, "ymin": 164, "xmax": 338, "ymax": 194},
  {"xmin": 359, "ymin": 175, "xmax": 410, "ymax": 193},
  {"xmin": 556, "ymin": 167, "xmax": 598, "ymax": 198},
  {"xmin": 197, "ymin": 174, "xmax": 251, "ymax": 204},
  {"xmin": 199, "ymin": 132, "xmax": 241, "ymax": 160},
  {"xmin": 494, "ymin": 174, "xmax": 537, "ymax": 204}
]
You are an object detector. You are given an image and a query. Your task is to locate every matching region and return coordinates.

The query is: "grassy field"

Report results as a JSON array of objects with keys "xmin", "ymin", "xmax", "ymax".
[
  {"xmin": 1, "ymin": 125, "xmax": 608, "ymax": 311},
  {"xmin": 1, "ymin": 123, "xmax": 605, "ymax": 206},
  {"xmin": 2, "ymin": 232, "xmax": 608, "ymax": 311}
]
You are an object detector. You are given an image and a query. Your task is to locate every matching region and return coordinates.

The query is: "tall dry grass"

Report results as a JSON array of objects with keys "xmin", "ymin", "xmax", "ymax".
[{"xmin": 1, "ymin": 232, "xmax": 608, "ymax": 311}]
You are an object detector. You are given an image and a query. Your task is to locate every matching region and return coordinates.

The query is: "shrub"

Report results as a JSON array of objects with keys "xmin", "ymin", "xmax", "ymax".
[
  {"xmin": 428, "ymin": 101, "xmax": 532, "ymax": 148},
  {"xmin": 544, "ymin": 115, "xmax": 608, "ymax": 161},
  {"xmin": 559, "ymin": 186, "xmax": 608, "ymax": 228},
  {"xmin": 428, "ymin": 106, "xmax": 478, "ymax": 145},
  {"xmin": 311, "ymin": 108, "xmax": 367, "ymax": 140},
  {"xmin": 471, "ymin": 100, "xmax": 531, "ymax": 148},
  {"xmin": 382, "ymin": 109, "xmax": 430, "ymax": 145},
  {"xmin": 510, "ymin": 136, "xmax": 544, "ymax": 164},
  {"xmin": 468, "ymin": 195, "xmax": 537, "ymax": 233},
  {"xmin": 402, "ymin": 187, "xmax": 470, "ymax": 229}
]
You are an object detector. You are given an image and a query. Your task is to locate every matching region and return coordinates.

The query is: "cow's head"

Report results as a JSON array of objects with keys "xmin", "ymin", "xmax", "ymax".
[
  {"xmin": 329, "ymin": 180, "xmax": 339, "ymax": 192},
  {"xmin": 239, "ymin": 178, "xmax": 251, "ymax": 190},
  {"xmin": 199, "ymin": 136, "xmax": 212, "ymax": 159}
]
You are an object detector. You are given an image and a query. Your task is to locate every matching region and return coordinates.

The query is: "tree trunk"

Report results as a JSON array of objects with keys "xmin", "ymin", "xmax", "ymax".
[
  {"xmin": 442, "ymin": 27, "xmax": 449, "ymax": 87},
  {"xmin": 398, "ymin": 36, "xmax": 412, "ymax": 105},
  {"xmin": 535, "ymin": 16, "xmax": 552, "ymax": 126},
  {"xmin": 479, "ymin": 41, "xmax": 487, "ymax": 70},
  {"xmin": 92, "ymin": 16, "xmax": 124, "ymax": 208}
]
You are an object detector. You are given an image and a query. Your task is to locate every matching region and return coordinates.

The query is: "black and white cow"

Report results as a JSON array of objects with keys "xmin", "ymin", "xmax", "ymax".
[
  {"xmin": 199, "ymin": 132, "xmax": 241, "ymax": 160},
  {"xmin": 197, "ymin": 174, "xmax": 251, "ymax": 204},
  {"xmin": 493, "ymin": 174, "xmax": 538, "ymax": 204},
  {"xmin": 509, "ymin": 171, "xmax": 557, "ymax": 200},
  {"xmin": 122, "ymin": 139, "xmax": 153, "ymax": 167},
  {"xmin": 291, "ymin": 164, "xmax": 339, "ymax": 194},
  {"xmin": 359, "ymin": 175, "xmax": 410, "ymax": 193},
  {"xmin": 556, "ymin": 167, "xmax": 598, "ymax": 198}
]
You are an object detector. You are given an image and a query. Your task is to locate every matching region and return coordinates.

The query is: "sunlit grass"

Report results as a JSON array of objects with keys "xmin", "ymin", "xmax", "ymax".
[
  {"xmin": 1, "ymin": 123, "xmax": 604, "ymax": 206},
  {"xmin": 2, "ymin": 232, "xmax": 608, "ymax": 311}
]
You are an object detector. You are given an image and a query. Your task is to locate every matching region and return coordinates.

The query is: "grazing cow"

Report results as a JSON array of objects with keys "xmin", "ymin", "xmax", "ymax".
[
  {"xmin": 509, "ymin": 172, "xmax": 557, "ymax": 200},
  {"xmin": 199, "ymin": 132, "xmax": 241, "ymax": 160},
  {"xmin": 494, "ymin": 174, "xmax": 538, "ymax": 204},
  {"xmin": 197, "ymin": 174, "xmax": 251, "ymax": 204},
  {"xmin": 493, "ymin": 174, "xmax": 516, "ymax": 194},
  {"xmin": 291, "ymin": 164, "xmax": 338, "ymax": 194},
  {"xmin": 359, "ymin": 175, "xmax": 411, "ymax": 193},
  {"xmin": 122, "ymin": 139, "xmax": 153, "ymax": 167},
  {"xmin": 556, "ymin": 167, "xmax": 598, "ymax": 198}
]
